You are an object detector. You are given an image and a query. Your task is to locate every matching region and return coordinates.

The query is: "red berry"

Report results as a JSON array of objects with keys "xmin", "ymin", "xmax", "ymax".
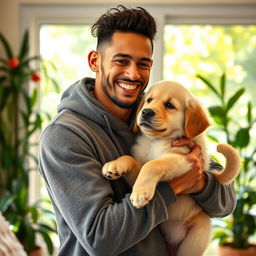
[
  {"xmin": 31, "ymin": 73, "xmax": 41, "ymax": 82},
  {"xmin": 8, "ymin": 58, "xmax": 20, "ymax": 68}
]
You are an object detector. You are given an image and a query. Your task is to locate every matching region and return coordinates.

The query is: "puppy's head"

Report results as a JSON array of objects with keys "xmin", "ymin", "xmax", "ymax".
[{"xmin": 136, "ymin": 80, "xmax": 210, "ymax": 140}]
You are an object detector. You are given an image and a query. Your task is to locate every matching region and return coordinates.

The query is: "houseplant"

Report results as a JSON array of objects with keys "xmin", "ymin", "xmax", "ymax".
[
  {"xmin": 197, "ymin": 73, "xmax": 256, "ymax": 255},
  {"xmin": 0, "ymin": 31, "xmax": 57, "ymax": 255}
]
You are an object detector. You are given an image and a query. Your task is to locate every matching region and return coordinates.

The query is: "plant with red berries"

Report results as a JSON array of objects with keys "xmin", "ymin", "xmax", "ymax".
[{"xmin": 0, "ymin": 30, "xmax": 57, "ymax": 255}]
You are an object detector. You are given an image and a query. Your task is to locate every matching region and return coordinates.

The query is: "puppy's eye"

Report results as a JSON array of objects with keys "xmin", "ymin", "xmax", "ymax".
[
  {"xmin": 165, "ymin": 102, "xmax": 175, "ymax": 109},
  {"xmin": 147, "ymin": 98, "xmax": 153, "ymax": 103}
]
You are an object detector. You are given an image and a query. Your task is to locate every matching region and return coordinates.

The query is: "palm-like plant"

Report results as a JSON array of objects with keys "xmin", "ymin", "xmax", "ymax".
[
  {"xmin": 197, "ymin": 73, "xmax": 256, "ymax": 249},
  {"xmin": 0, "ymin": 31, "xmax": 57, "ymax": 255}
]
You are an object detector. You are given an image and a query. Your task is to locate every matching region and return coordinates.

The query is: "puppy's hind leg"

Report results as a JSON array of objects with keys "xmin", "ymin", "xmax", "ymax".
[{"xmin": 177, "ymin": 213, "xmax": 211, "ymax": 256}]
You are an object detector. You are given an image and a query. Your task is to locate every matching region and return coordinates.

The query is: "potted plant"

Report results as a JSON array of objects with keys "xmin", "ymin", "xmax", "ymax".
[
  {"xmin": 197, "ymin": 73, "xmax": 256, "ymax": 255},
  {"xmin": 0, "ymin": 31, "xmax": 57, "ymax": 255}
]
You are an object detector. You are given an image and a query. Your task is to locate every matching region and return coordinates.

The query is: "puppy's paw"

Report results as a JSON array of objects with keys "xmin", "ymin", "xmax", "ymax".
[
  {"xmin": 130, "ymin": 188, "xmax": 154, "ymax": 208},
  {"xmin": 102, "ymin": 160, "xmax": 127, "ymax": 180}
]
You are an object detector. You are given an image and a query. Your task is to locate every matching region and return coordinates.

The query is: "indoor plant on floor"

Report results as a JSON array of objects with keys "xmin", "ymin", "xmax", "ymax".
[
  {"xmin": 197, "ymin": 73, "xmax": 256, "ymax": 256},
  {"xmin": 0, "ymin": 30, "xmax": 57, "ymax": 255}
]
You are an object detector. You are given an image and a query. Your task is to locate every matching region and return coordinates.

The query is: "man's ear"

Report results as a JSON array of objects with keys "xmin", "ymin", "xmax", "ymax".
[
  {"xmin": 88, "ymin": 50, "xmax": 99, "ymax": 72},
  {"xmin": 133, "ymin": 95, "xmax": 145, "ymax": 133},
  {"xmin": 185, "ymin": 100, "xmax": 211, "ymax": 139}
]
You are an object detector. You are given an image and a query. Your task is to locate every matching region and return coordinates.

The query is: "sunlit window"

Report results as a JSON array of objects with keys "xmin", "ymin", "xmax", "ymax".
[
  {"xmin": 164, "ymin": 25, "xmax": 256, "ymax": 102},
  {"xmin": 40, "ymin": 25, "xmax": 96, "ymax": 123}
]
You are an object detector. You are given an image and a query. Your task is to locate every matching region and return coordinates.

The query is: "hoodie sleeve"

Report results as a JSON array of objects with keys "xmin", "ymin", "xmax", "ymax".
[{"xmin": 39, "ymin": 122, "xmax": 176, "ymax": 256}]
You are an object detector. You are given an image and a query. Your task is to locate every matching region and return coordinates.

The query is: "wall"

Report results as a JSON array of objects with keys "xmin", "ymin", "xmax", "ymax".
[{"xmin": 1, "ymin": 0, "xmax": 256, "ymax": 55}]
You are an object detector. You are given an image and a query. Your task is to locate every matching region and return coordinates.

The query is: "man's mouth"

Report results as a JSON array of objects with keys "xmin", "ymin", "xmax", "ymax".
[
  {"xmin": 116, "ymin": 80, "xmax": 142, "ymax": 94},
  {"xmin": 118, "ymin": 82, "xmax": 138, "ymax": 91}
]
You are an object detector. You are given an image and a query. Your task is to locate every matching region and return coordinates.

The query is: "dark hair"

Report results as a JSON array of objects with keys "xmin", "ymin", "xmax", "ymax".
[{"xmin": 91, "ymin": 5, "xmax": 157, "ymax": 50}]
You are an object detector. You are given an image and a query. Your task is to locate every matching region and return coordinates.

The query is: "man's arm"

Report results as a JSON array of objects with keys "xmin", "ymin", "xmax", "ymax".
[
  {"xmin": 169, "ymin": 138, "xmax": 237, "ymax": 217},
  {"xmin": 39, "ymin": 122, "xmax": 176, "ymax": 255}
]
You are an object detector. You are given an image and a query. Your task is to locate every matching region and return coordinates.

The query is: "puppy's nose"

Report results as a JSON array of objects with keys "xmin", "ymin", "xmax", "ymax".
[{"xmin": 141, "ymin": 109, "xmax": 155, "ymax": 120}]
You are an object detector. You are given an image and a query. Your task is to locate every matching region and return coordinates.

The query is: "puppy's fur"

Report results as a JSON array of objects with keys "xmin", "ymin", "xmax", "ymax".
[{"xmin": 102, "ymin": 80, "xmax": 240, "ymax": 256}]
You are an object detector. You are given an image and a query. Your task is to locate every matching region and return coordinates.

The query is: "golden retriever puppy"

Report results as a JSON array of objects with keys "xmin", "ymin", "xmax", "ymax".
[{"xmin": 102, "ymin": 80, "xmax": 240, "ymax": 256}]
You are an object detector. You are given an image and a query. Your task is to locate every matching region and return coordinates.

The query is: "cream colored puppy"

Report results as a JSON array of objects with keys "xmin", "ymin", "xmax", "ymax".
[{"xmin": 102, "ymin": 80, "xmax": 240, "ymax": 256}]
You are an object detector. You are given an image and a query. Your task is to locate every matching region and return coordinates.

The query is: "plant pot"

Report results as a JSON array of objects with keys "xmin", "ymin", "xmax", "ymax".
[
  {"xmin": 28, "ymin": 246, "xmax": 44, "ymax": 256},
  {"xmin": 218, "ymin": 243, "xmax": 256, "ymax": 256}
]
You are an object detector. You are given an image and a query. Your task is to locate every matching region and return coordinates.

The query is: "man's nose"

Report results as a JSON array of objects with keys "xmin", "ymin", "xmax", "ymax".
[{"xmin": 125, "ymin": 63, "xmax": 140, "ymax": 81}]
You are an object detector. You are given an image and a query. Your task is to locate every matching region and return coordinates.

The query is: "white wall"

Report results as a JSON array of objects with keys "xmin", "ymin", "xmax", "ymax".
[{"xmin": 1, "ymin": 0, "xmax": 256, "ymax": 55}]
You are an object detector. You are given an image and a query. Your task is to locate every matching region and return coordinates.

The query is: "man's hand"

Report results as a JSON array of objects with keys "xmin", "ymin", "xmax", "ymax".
[{"xmin": 169, "ymin": 138, "xmax": 207, "ymax": 195}]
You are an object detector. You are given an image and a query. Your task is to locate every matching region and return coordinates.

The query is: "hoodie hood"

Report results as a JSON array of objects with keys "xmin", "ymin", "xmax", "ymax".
[{"xmin": 57, "ymin": 77, "xmax": 135, "ymax": 132}]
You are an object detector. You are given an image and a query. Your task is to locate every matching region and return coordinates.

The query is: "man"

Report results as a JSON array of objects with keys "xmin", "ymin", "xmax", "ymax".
[{"xmin": 39, "ymin": 5, "xmax": 236, "ymax": 256}]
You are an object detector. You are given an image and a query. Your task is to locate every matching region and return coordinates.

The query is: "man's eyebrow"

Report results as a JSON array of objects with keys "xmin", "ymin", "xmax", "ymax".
[{"xmin": 113, "ymin": 53, "xmax": 152, "ymax": 62}]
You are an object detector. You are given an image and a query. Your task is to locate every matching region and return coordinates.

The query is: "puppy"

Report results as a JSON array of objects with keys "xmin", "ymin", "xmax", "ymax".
[{"xmin": 102, "ymin": 80, "xmax": 240, "ymax": 256}]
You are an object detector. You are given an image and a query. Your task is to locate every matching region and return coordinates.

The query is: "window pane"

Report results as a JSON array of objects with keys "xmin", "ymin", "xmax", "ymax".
[
  {"xmin": 164, "ymin": 25, "xmax": 256, "ymax": 100},
  {"xmin": 40, "ymin": 24, "xmax": 96, "ymax": 126}
]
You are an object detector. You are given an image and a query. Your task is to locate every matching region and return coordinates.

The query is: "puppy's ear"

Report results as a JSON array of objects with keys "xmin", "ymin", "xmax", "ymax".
[
  {"xmin": 133, "ymin": 95, "xmax": 145, "ymax": 133},
  {"xmin": 185, "ymin": 100, "xmax": 210, "ymax": 139}
]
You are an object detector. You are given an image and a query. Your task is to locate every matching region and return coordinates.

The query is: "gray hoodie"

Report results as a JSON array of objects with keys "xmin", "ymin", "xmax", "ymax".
[{"xmin": 39, "ymin": 77, "xmax": 236, "ymax": 256}]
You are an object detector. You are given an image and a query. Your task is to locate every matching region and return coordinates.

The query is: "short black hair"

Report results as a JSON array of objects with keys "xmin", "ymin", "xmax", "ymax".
[{"xmin": 91, "ymin": 5, "xmax": 157, "ymax": 50}]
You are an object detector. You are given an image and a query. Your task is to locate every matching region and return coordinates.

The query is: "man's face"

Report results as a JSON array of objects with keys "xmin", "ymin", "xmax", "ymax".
[{"xmin": 93, "ymin": 32, "xmax": 153, "ymax": 109}]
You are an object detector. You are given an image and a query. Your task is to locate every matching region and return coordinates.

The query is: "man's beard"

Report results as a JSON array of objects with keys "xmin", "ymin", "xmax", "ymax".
[{"xmin": 100, "ymin": 69, "xmax": 140, "ymax": 109}]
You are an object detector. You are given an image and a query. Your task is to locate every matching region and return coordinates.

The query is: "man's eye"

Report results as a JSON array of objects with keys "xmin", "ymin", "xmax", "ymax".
[
  {"xmin": 115, "ymin": 59, "xmax": 128, "ymax": 65},
  {"xmin": 139, "ymin": 63, "xmax": 150, "ymax": 69},
  {"xmin": 165, "ymin": 102, "xmax": 175, "ymax": 109}
]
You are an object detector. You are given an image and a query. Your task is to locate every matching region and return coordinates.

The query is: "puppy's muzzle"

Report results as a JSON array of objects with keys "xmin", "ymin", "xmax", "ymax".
[{"xmin": 141, "ymin": 108, "xmax": 155, "ymax": 121}]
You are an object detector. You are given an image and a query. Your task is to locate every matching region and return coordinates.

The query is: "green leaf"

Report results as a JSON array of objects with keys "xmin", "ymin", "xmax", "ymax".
[
  {"xmin": 234, "ymin": 127, "xmax": 250, "ymax": 148},
  {"xmin": 208, "ymin": 106, "xmax": 226, "ymax": 125},
  {"xmin": 29, "ymin": 206, "xmax": 39, "ymax": 223},
  {"xmin": 220, "ymin": 73, "xmax": 226, "ymax": 100},
  {"xmin": 37, "ymin": 228, "xmax": 54, "ymax": 255},
  {"xmin": 0, "ymin": 194, "xmax": 16, "ymax": 212},
  {"xmin": 0, "ymin": 86, "xmax": 11, "ymax": 110},
  {"xmin": 207, "ymin": 134, "xmax": 220, "ymax": 143},
  {"xmin": 0, "ymin": 33, "xmax": 14, "ymax": 58},
  {"xmin": 208, "ymin": 105, "xmax": 226, "ymax": 117},
  {"xmin": 244, "ymin": 214, "xmax": 255, "ymax": 235},
  {"xmin": 232, "ymin": 222, "xmax": 244, "ymax": 240},
  {"xmin": 25, "ymin": 225, "xmax": 36, "ymax": 253},
  {"xmin": 226, "ymin": 88, "xmax": 245, "ymax": 112},
  {"xmin": 19, "ymin": 30, "xmax": 29, "ymax": 60},
  {"xmin": 212, "ymin": 231, "xmax": 229, "ymax": 245},
  {"xmin": 30, "ymin": 88, "xmax": 38, "ymax": 108},
  {"xmin": 21, "ymin": 56, "xmax": 41, "ymax": 66},
  {"xmin": 247, "ymin": 102, "xmax": 252, "ymax": 124},
  {"xmin": 197, "ymin": 74, "xmax": 221, "ymax": 99},
  {"xmin": 233, "ymin": 198, "xmax": 244, "ymax": 219}
]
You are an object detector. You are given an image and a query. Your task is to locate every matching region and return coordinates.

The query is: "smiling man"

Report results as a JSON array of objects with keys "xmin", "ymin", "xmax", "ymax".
[{"xmin": 39, "ymin": 5, "xmax": 236, "ymax": 256}]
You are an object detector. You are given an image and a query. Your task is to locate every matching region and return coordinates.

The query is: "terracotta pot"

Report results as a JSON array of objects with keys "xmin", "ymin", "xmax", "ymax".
[
  {"xmin": 218, "ymin": 243, "xmax": 256, "ymax": 256},
  {"xmin": 28, "ymin": 246, "xmax": 44, "ymax": 256}
]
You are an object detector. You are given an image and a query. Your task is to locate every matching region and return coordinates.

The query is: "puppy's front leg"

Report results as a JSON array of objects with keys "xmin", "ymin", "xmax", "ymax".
[
  {"xmin": 130, "ymin": 154, "xmax": 191, "ymax": 208},
  {"xmin": 102, "ymin": 155, "xmax": 141, "ymax": 186}
]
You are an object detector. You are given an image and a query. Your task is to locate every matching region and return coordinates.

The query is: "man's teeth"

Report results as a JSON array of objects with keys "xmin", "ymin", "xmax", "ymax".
[{"xmin": 119, "ymin": 83, "xmax": 137, "ymax": 90}]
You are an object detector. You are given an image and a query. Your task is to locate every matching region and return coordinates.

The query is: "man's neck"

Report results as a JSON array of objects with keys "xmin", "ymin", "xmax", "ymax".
[{"xmin": 93, "ymin": 86, "xmax": 132, "ymax": 122}]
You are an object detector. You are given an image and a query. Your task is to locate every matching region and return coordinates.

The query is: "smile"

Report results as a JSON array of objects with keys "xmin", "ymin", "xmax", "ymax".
[{"xmin": 118, "ymin": 82, "xmax": 138, "ymax": 90}]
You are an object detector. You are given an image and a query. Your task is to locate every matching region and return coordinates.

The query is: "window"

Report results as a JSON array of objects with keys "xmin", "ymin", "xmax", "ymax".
[{"xmin": 40, "ymin": 24, "xmax": 96, "ymax": 121}]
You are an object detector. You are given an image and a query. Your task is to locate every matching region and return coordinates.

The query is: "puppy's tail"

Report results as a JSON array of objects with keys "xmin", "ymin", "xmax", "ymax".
[{"xmin": 212, "ymin": 144, "xmax": 240, "ymax": 184}]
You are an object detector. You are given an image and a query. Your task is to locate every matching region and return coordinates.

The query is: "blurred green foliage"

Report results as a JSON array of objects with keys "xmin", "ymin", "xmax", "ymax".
[{"xmin": 164, "ymin": 25, "xmax": 256, "ymax": 100}]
